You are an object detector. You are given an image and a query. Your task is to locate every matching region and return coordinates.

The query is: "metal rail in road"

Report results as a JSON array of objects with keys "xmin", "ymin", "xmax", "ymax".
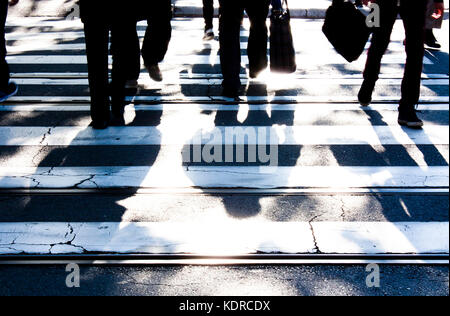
[
  {"xmin": 1, "ymin": 187, "xmax": 449, "ymax": 196},
  {"xmin": 0, "ymin": 254, "xmax": 448, "ymax": 266}
]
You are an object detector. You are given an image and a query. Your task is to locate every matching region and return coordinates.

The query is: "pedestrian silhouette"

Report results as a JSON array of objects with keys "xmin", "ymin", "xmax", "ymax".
[
  {"xmin": 80, "ymin": 0, "xmax": 172, "ymax": 129},
  {"xmin": 359, "ymin": 0, "xmax": 431, "ymax": 129},
  {"xmin": 218, "ymin": 0, "xmax": 271, "ymax": 98}
]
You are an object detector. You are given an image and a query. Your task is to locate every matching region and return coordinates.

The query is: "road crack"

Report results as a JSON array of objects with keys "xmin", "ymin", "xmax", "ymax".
[
  {"xmin": 308, "ymin": 216, "xmax": 321, "ymax": 254},
  {"xmin": 31, "ymin": 128, "xmax": 53, "ymax": 166}
]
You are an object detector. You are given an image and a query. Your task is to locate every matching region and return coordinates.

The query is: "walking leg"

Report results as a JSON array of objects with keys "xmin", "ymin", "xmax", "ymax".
[
  {"xmin": 399, "ymin": 0, "xmax": 427, "ymax": 110},
  {"xmin": 245, "ymin": 0, "xmax": 271, "ymax": 78},
  {"xmin": 218, "ymin": 0, "xmax": 243, "ymax": 96},
  {"xmin": 0, "ymin": 1, "xmax": 10, "ymax": 91}
]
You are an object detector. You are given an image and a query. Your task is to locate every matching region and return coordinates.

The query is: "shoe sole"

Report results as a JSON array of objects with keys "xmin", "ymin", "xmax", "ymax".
[
  {"xmin": 359, "ymin": 101, "xmax": 371, "ymax": 107},
  {"xmin": 149, "ymin": 76, "xmax": 163, "ymax": 82},
  {"xmin": 358, "ymin": 95, "xmax": 372, "ymax": 107},
  {"xmin": 425, "ymin": 43, "xmax": 441, "ymax": 50},
  {"xmin": 145, "ymin": 65, "xmax": 163, "ymax": 82},
  {"xmin": 398, "ymin": 119, "xmax": 424, "ymax": 128},
  {"xmin": 0, "ymin": 85, "xmax": 19, "ymax": 103}
]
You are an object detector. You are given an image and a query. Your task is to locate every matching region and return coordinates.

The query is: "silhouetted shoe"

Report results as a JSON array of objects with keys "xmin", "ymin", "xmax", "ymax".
[
  {"xmin": 91, "ymin": 118, "xmax": 109, "ymax": 130},
  {"xmin": 249, "ymin": 70, "xmax": 260, "ymax": 79},
  {"xmin": 0, "ymin": 82, "xmax": 18, "ymax": 102},
  {"xmin": 398, "ymin": 107, "xmax": 424, "ymax": 129},
  {"xmin": 146, "ymin": 64, "xmax": 163, "ymax": 82},
  {"xmin": 222, "ymin": 86, "xmax": 239, "ymax": 99},
  {"xmin": 203, "ymin": 29, "xmax": 215, "ymax": 41},
  {"xmin": 425, "ymin": 30, "xmax": 441, "ymax": 50},
  {"xmin": 111, "ymin": 106, "xmax": 125, "ymax": 126},
  {"xmin": 110, "ymin": 115, "xmax": 125, "ymax": 126},
  {"xmin": 358, "ymin": 80, "xmax": 376, "ymax": 106}
]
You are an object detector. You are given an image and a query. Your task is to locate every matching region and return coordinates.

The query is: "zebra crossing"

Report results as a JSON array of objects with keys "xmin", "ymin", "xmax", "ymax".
[{"xmin": 0, "ymin": 17, "xmax": 448, "ymax": 262}]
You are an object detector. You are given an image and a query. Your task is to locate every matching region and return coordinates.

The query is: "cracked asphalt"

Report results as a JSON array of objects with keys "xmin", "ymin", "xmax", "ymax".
[{"xmin": 0, "ymin": 265, "xmax": 448, "ymax": 296}]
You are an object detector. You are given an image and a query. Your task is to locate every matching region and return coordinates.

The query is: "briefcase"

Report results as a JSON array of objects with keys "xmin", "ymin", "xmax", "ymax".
[
  {"xmin": 322, "ymin": 0, "xmax": 372, "ymax": 63},
  {"xmin": 270, "ymin": 0, "xmax": 297, "ymax": 73},
  {"xmin": 426, "ymin": 0, "xmax": 443, "ymax": 30}
]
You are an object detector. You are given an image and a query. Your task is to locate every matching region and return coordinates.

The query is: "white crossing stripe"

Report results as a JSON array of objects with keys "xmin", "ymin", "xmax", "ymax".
[
  {"xmin": 6, "ymin": 54, "xmax": 434, "ymax": 65},
  {"xmin": 5, "ymin": 40, "xmax": 416, "ymax": 54},
  {"xmin": 10, "ymin": 72, "xmax": 450, "ymax": 80},
  {"xmin": 1, "ymin": 103, "xmax": 448, "ymax": 112},
  {"xmin": 0, "ymin": 126, "xmax": 447, "ymax": 146},
  {"xmin": 0, "ymin": 222, "xmax": 447, "ymax": 255},
  {"xmin": 10, "ymin": 77, "xmax": 448, "ymax": 86},
  {"xmin": 6, "ymin": 95, "xmax": 450, "ymax": 104},
  {"xmin": 0, "ymin": 166, "xmax": 447, "ymax": 189}
]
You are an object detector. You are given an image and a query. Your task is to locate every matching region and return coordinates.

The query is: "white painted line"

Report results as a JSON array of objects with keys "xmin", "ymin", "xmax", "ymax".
[
  {"xmin": 7, "ymin": 43, "xmax": 88, "ymax": 53},
  {"xmin": 11, "ymin": 72, "xmax": 89, "ymax": 78},
  {"xmin": 177, "ymin": 73, "xmax": 450, "ymax": 80},
  {"xmin": 0, "ymin": 222, "xmax": 315, "ymax": 255},
  {"xmin": 10, "ymin": 77, "xmax": 448, "ymax": 87},
  {"xmin": 4, "ymin": 17, "xmax": 214, "ymax": 28},
  {"xmin": 1, "ymin": 103, "xmax": 448, "ymax": 112},
  {"xmin": 7, "ymin": 95, "xmax": 450, "ymax": 104},
  {"xmin": 0, "ymin": 166, "xmax": 447, "ymax": 189},
  {"xmin": 6, "ymin": 54, "xmax": 434, "ymax": 65},
  {"xmin": 10, "ymin": 72, "xmax": 449, "ymax": 80},
  {"xmin": 5, "ymin": 40, "xmax": 420, "ymax": 54},
  {"xmin": 5, "ymin": 96, "xmax": 94, "ymax": 103},
  {"xmin": 5, "ymin": 30, "xmax": 232, "ymax": 42},
  {"xmin": 0, "ymin": 222, "xmax": 447, "ymax": 255},
  {"xmin": 0, "ymin": 126, "xmax": 447, "ymax": 146},
  {"xmin": 6, "ymin": 18, "xmax": 84, "ymax": 27},
  {"xmin": 312, "ymin": 222, "xmax": 449, "ymax": 254}
]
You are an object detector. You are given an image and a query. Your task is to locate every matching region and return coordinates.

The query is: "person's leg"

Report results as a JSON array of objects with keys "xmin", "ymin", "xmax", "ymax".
[
  {"xmin": 81, "ymin": 1, "xmax": 111, "ymax": 128},
  {"xmin": 219, "ymin": 0, "xmax": 243, "ymax": 96},
  {"xmin": 141, "ymin": 0, "xmax": 172, "ymax": 82},
  {"xmin": 399, "ymin": 0, "xmax": 427, "ymax": 113},
  {"xmin": 245, "ymin": 0, "xmax": 270, "ymax": 78},
  {"xmin": 142, "ymin": 0, "xmax": 172, "ymax": 67},
  {"xmin": 203, "ymin": 0, "xmax": 215, "ymax": 40},
  {"xmin": 0, "ymin": 0, "xmax": 10, "ymax": 91},
  {"xmin": 203, "ymin": 0, "xmax": 214, "ymax": 31},
  {"xmin": 359, "ymin": 0, "xmax": 398, "ymax": 105},
  {"xmin": 111, "ymin": 20, "xmax": 140, "ymax": 118}
]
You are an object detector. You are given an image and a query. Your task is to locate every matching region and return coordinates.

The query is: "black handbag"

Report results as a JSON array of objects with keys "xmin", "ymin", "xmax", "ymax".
[
  {"xmin": 270, "ymin": 0, "xmax": 297, "ymax": 73},
  {"xmin": 322, "ymin": 0, "xmax": 372, "ymax": 63}
]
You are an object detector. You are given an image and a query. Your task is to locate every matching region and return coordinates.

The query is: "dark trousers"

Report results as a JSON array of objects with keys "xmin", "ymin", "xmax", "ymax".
[
  {"xmin": 364, "ymin": 0, "xmax": 428, "ymax": 109},
  {"xmin": 111, "ymin": 0, "xmax": 172, "ymax": 109},
  {"xmin": 203, "ymin": 0, "xmax": 214, "ymax": 31},
  {"xmin": 141, "ymin": 0, "xmax": 172, "ymax": 67},
  {"xmin": 80, "ymin": 1, "xmax": 112, "ymax": 121},
  {"xmin": 219, "ymin": 0, "xmax": 271, "ymax": 91},
  {"xmin": 0, "ymin": 0, "xmax": 10, "ymax": 90}
]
